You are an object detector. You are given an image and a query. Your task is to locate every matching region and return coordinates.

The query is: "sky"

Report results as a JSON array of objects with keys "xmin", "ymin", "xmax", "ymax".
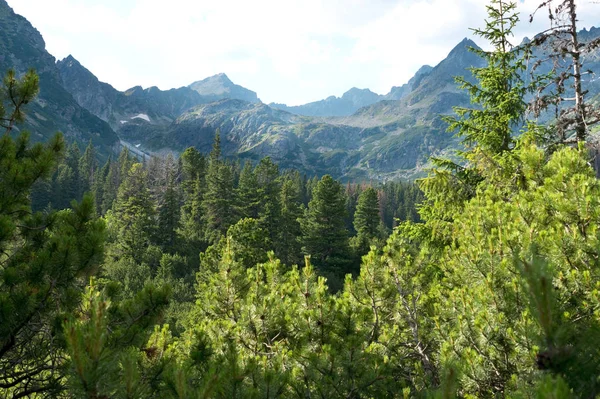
[{"xmin": 7, "ymin": 0, "xmax": 600, "ymax": 105}]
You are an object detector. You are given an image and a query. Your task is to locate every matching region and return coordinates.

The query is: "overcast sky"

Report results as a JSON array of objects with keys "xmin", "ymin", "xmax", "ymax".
[{"xmin": 7, "ymin": 0, "xmax": 600, "ymax": 105}]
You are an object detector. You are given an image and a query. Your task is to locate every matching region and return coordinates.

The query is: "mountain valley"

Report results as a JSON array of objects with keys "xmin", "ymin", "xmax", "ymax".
[{"xmin": 3, "ymin": 0, "xmax": 599, "ymax": 179}]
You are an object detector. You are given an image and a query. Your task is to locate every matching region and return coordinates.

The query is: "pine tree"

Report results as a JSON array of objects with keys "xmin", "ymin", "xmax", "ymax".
[
  {"xmin": 101, "ymin": 161, "xmax": 119, "ymax": 214},
  {"xmin": 254, "ymin": 157, "xmax": 281, "ymax": 245},
  {"xmin": 65, "ymin": 141, "xmax": 82, "ymax": 199},
  {"xmin": 351, "ymin": 187, "xmax": 383, "ymax": 256},
  {"xmin": 111, "ymin": 163, "xmax": 156, "ymax": 264},
  {"xmin": 64, "ymin": 280, "xmax": 171, "ymax": 398},
  {"xmin": 277, "ymin": 177, "xmax": 303, "ymax": 266},
  {"xmin": 79, "ymin": 140, "xmax": 97, "ymax": 195},
  {"xmin": 93, "ymin": 156, "xmax": 111, "ymax": 213},
  {"xmin": 157, "ymin": 159, "xmax": 181, "ymax": 253},
  {"xmin": 202, "ymin": 131, "xmax": 236, "ymax": 243},
  {"xmin": 0, "ymin": 68, "xmax": 106, "ymax": 397},
  {"xmin": 179, "ymin": 177, "xmax": 207, "ymax": 262},
  {"xmin": 236, "ymin": 161, "xmax": 260, "ymax": 219},
  {"xmin": 301, "ymin": 175, "xmax": 351, "ymax": 286}
]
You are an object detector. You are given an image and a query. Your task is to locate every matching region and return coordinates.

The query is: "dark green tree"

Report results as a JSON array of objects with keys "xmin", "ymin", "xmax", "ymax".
[
  {"xmin": 157, "ymin": 159, "xmax": 181, "ymax": 253},
  {"xmin": 101, "ymin": 161, "xmax": 119, "ymax": 214},
  {"xmin": 277, "ymin": 176, "xmax": 303, "ymax": 266},
  {"xmin": 53, "ymin": 163, "xmax": 78, "ymax": 209},
  {"xmin": 236, "ymin": 161, "xmax": 260, "ymax": 219},
  {"xmin": 0, "ymin": 68, "xmax": 106, "ymax": 398},
  {"xmin": 254, "ymin": 157, "xmax": 281, "ymax": 245},
  {"xmin": 111, "ymin": 163, "xmax": 156, "ymax": 264},
  {"xmin": 179, "ymin": 177, "xmax": 207, "ymax": 263},
  {"xmin": 351, "ymin": 187, "xmax": 383, "ymax": 256},
  {"xmin": 202, "ymin": 131, "xmax": 236, "ymax": 243},
  {"xmin": 93, "ymin": 156, "xmax": 111, "ymax": 214},
  {"xmin": 301, "ymin": 175, "xmax": 351, "ymax": 285},
  {"xmin": 79, "ymin": 139, "xmax": 97, "ymax": 195},
  {"xmin": 180, "ymin": 146, "xmax": 205, "ymax": 200}
]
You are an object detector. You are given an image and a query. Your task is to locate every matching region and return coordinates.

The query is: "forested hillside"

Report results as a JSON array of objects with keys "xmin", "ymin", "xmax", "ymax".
[{"xmin": 2, "ymin": 0, "xmax": 600, "ymax": 398}]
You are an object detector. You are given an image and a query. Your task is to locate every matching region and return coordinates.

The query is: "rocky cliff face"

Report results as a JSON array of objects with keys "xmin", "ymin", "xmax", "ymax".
[
  {"xmin": 56, "ymin": 55, "xmax": 120, "ymax": 123},
  {"xmin": 0, "ymin": 0, "xmax": 119, "ymax": 155}
]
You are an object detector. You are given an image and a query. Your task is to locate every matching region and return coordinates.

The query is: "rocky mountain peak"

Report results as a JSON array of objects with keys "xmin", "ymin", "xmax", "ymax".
[
  {"xmin": 188, "ymin": 73, "xmax": 259, "ymax": 103},
  {"xmin": 448, "ymin": 38, "xmax": 479, "ymax": 57},
  {"xmin": 341, "ymin": 87, "xmax": 381, "ymax": 107}
]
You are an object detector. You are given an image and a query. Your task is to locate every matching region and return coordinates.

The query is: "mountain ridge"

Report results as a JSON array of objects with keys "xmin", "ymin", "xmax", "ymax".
[
  {"xmin": 0, "ymin": 0, "xmax": 119, "ymax": 155},
  {"xmin": 5, "ymin": 0, "xmax": 599, "ymax": 181}
]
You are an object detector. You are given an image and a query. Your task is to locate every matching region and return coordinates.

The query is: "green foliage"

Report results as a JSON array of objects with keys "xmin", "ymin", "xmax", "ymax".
[
  {"xmin": 64, "ymin": 280, "xmax": 172, "ymax": 398},
  {"xmin": 111, "ymin": 163, "xmax": 156, "ymax": 264},
  {"xmin": 202, "ymin": 132, "xmax": 237, "ymax": 243},
  {"xmin": 0, "ymin": 68, "xmax": 107, "ymax": 397},
  {"xmin": 301, "ymin": 175, "xmax": 352, "ymax": 286},
  {"xmin": 15, "ymin": 6, "xmax": 600, "ymax": 394},
  {"xmin": 277, "ymin": 176, "xmax": 303, "ymax": 266},
  {"xmin": 0, "ymin": 68, "xmax": 39, "ymax": 133},
  {"xmin": 79, "ymin": 139, "xmax": 98, "ymax": 195},
  {"xmin": 351, "ymin": 187, "xmax": 384, "ymax": 256},
  {"xmin": 236, "ymin": 161, "xmax": 260, "ymax": 219}
]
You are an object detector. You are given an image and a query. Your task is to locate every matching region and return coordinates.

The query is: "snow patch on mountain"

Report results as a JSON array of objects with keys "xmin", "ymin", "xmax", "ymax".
[{"xmin": 131, "ymin": 113, "xmax": 150, "ymax": 122}]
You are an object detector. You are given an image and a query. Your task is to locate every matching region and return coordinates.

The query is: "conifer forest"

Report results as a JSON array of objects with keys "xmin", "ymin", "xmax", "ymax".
[{"xmin": 2, "ymin": 0, "xmax": 600, "ymax": 397}]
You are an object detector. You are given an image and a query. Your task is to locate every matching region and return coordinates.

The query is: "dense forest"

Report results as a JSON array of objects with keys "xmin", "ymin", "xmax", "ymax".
[{"xmin": 2, "ymin": 0, "xmax": 600, "ymax": 397}]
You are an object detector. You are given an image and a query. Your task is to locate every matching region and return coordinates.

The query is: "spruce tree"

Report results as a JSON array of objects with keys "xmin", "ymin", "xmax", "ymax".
[
  {"xmin": 419, "ymin": 0, "xmax": 530, "ymax": 244},
  {"xmin": 236, "ymin": 161, "xmax": 260, "ymax": 219},
  {"xmin": 101, "ymin": 161, "xmax": 119, "ymax": 214},
  {"xmin": 179, "ymin": 177, "xmax": 207, "ymax": 262},
  {"xmin": 118, "ymin": 147, "xmax": 133, "ymax": 184},
  {"xmin": 79, "ymin": 140, "xmax": 97, "ymax": 195},
  {"xmin": 65, "ymin": 141, "xmax": 82, "ymax": 199},
  {"xmin": 202, "ymin": 131, "xmax": 236, "ymax": 243},
  {"xmin": 157, "ymin": 160, "xmax": 181, "ymax": 253},
  {"xmin": 53, "ymin": 163, "xmax": 78, "ymax": 209},
  {"xmin": 180, "ymin": 146, "xmax": 205, "ymax": 201},
  {"xmin": 277, "ymin": 177, "xmax": 303, "ymax": 266},
  {"xmin": 351, "ymin": 187, "xmax": 383, "ymax": 256},
  {"xmin": 111, "ymin": 163, "xmax": 156, "ymax": 264},
  {"xmin": 93, "ymin": 156, "xmax": 111, "ymax": 213},
  {"xmin": 301, "ymin": 175, "xmax": 351, "ymax": 284},
  {"xmin": 254, "ymin": 157, "xmax": 281, "ymax": 245}
]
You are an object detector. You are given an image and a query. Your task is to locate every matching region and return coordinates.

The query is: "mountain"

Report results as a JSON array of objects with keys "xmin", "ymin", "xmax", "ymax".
[
  {"xmin": 383, "ymin": 65, "xmax": 434, "ymax": 101},
  {"xmin": 9, "ymin": 0, "xmax": 598, "ymax": 181},
  {"xmin": 269, "ymin": 65, "xmax": 435, "ymax": 117},
  {"xmin": 0, "ymin": 0, "xmax": 118, "ymax": 154},
  {"xmin": 116, "ymin": 39, "xmax": 484, "ymax": 180},
  {"xmin": 57, "ymin": 57, "xmax": 263, "ymax": 137},
  {"xmin": 188, "ymin": 73, "xmax": 259, "ymax": 103},
  {"xmin": 270, "ymin": 87, "xmax": 383, "ymax": 117}
]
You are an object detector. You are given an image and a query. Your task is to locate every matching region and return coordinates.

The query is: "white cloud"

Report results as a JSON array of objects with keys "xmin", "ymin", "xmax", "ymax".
[{"xmin": 7, "ymin": 0, "xmax": 600, "ymax": 105}]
